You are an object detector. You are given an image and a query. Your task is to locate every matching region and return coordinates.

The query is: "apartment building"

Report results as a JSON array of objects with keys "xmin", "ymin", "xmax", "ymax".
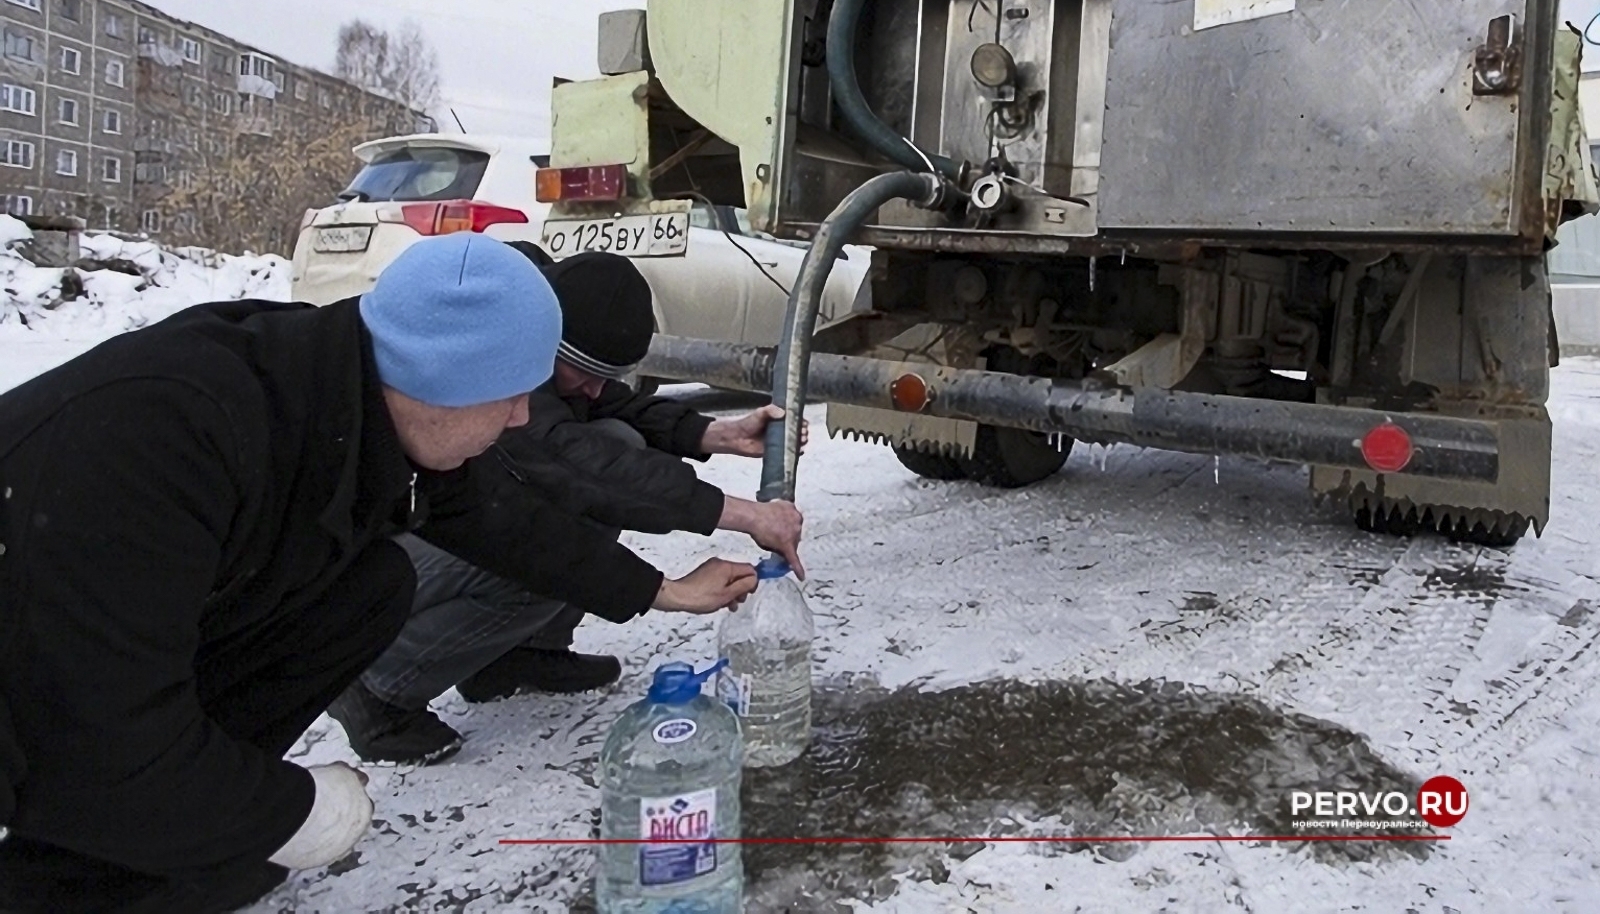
[{"xmin": 0, "ymin": 0, "xmax": 429, "ymax": 243}]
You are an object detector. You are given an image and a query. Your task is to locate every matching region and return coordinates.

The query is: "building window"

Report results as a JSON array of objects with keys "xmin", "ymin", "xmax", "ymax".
[
  {"xmin": 102, "ymin": 108, "xmax": 120, "ymax": 134},
  {"xmin": 318, "ymin": 87, "xmax": 331, "ymax": 108},
  {"xmin": 105, "ymin": 59, "xmax": 124, "ymax": 87},
  {"xmin": 3, "ymin": 195, "xmax": 33, "ymax": 217},
  {"xmin": 2, "ymin": 140, "xmax": 35, "ymax": 169},
  {"xmin": 141, "ymin": 209, "xmax": 161, "ymax": 233},
  {"xmin": 5, "ymin": 0, "xmax": 41, "ymax": 12},
  {"xmin": 4, "ymin": 31, "xmax": 36, "ymax": 62},
  {"xmin": 57, "ymin": 96, "xmax": 77, "ymax": 124},
  {"xmin": 180, "ymin": 37, "xmax": 200, "ymax": 64},
  {"xmin": 211, "ymin": 49, "xmax": 231, "ymax": 73},
  {"xmin": 137, "ymin": 26, "xmax": 156, "ymax": 46},
  {"xmin": 294, "ymin": 79, "xmax": 308, "ymax": 102},
  {"xmin": 1, "ymin": 84, "xmax": 37, "ymax": 116},
  {"xmin": 104, "ymin": 13, "xmax": 124, "ymax": 39},
  {"xmin": 58, "ymin": 0, "xmax": 79, "ymax": 22},
  {"xmin": 239, "ymin": 53, "xmax": 274, "ymax": 80},
  {"xmin": 59, "ymin": 45, "xmax": 80, "ymax": 74},
  {"xmin": 184, "ymin": 82, "xmax": 201, "ymax": 107},
  {"xmin": 102, "ymin": 156, "xmax": 120, "ymax": 182},
  {"xmin": 213, "ymin": 91, "xmax": 230, "ymax": 114},
  {"xmin": 56, "ymin": 148, "xmax": 76, "ymax": 176}
]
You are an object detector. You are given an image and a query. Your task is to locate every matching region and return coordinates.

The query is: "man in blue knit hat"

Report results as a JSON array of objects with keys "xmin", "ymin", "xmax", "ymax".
[{"xmin": 0, "ymin": 234, "xmax": 758, "ymax": 912}]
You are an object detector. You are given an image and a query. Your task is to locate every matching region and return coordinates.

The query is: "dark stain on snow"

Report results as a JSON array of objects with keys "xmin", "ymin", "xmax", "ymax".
[{"xmin": 566, "ymin": 678, "xmax": 1432, "ymax": 913}]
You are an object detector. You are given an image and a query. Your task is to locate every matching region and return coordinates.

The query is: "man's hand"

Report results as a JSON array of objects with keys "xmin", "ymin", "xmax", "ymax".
[
  {"xmin": 654, "ymin": 558, "xmax": 759, "ymax": 614},
  {"xmin": 719, "ymin": 495, "xmax": 805, "ymax": 579},
  {"xmin": 701, "ymin": 405, "xmax": 810, "ymax": 458}
]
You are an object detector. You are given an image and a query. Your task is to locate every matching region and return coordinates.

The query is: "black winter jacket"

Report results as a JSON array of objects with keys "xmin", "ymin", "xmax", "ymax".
[
  {"xmin": 0, "ymin": 299, "xmax": 662, "ymax": 877},
  {"xmin": 492, "ymin": 380, "xmax": 724, "ymax": 536}
]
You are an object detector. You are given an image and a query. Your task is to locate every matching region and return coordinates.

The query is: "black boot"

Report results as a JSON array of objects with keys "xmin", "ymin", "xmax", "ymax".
[
  {"xmin": 456, "ymin": 648, "xmax": 622, "ymax": 702},
  {"xmin": 326, "ymin": 681, "xmax": 463, "ymax": 766}
]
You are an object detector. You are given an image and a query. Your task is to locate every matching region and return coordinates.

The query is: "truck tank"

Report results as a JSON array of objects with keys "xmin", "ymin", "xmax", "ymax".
[{"xmin": 539, "ymin": 0, "xmax": 1598, "ymax": 546}]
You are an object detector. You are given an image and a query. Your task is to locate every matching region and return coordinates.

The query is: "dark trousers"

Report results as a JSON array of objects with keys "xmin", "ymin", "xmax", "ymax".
[{"xmin": 0, "ymin": 541, "xmax": 416, "ymax": 914}]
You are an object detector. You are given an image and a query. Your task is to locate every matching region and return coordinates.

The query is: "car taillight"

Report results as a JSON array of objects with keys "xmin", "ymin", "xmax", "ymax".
[
  {"xmin": 377, "ymin": 200, "xmax": 530, "ymax": 237},
  {"xmin": 535, "ymin": 164, "xmax": 627, "ymax": 203}
]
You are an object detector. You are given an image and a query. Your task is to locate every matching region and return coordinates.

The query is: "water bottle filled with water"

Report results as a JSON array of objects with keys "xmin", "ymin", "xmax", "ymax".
[
  {"xmin": 597, "ymin": 660, "xmax": 744, "ymax": 914},
  {"xmin": 717, "ymin": 556, "xmax": 814, "ymax": 768}
]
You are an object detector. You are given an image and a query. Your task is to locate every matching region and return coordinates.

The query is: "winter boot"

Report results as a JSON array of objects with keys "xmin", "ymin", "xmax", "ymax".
[
  {"xmin": 456, "ymin": 648, "xmax": 622, "ymax": 702},
  {"xmin": 326, "ymin": 681, "xmax": 463, "ymax": 766}
]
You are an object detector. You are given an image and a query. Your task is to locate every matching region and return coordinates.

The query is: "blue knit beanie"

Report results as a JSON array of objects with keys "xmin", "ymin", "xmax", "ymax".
[{"xmin": 359, "ymin": 234, "xmax": 562, "ymax": 407}]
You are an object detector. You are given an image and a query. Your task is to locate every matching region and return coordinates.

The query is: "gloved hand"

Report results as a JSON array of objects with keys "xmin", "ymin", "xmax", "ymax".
[{"xmin": 268, "ymin": 763, "xmax": 373, "ymax": 870}]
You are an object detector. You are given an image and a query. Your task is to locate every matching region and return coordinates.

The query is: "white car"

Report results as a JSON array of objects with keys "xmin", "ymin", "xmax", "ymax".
[{"xmin": 290, "ymin": 134, "xmax": 870, "ymax": 358}]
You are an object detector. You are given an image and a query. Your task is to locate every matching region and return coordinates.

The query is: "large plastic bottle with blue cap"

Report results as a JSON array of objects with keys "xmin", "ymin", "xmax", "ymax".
[
  {"xmin": 716, "ymin": 555, "xmax": 814, "ymax": 767},
  {"xmin": 597, "ymin": 661, "xmax": 744, "ymax": 913}
]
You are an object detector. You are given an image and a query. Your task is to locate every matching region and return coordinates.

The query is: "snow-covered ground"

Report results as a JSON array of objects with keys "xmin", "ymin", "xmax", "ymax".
[
  {"xmin": 0, "ymin": 215, "xmax": 291, "ymax": 393},
  {"xmin": 3, "ymin": 222, "xmax": 1598, "ymax": 912}
]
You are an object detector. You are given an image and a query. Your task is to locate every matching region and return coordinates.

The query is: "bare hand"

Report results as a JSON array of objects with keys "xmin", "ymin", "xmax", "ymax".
[
  {"xmin": 747, "ymin": 500, "xmax": 805, "ymax": 580},
  {"xmin": 654, "ymin": 558, "xmax": 759, "ymax": 614},
  {"xmin": 702, "ymin": 405, "xmax": 810, "ymax": 458}
]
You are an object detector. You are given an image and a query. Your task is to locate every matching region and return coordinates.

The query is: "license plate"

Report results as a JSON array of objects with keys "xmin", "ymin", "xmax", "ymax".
[
  {"xmin": 312, "ymin": 226, "xmax": 373, "ymax": 254},
  {"xmin": 541, "ymin": 213, "xmax": 689, "ymax": 259}
]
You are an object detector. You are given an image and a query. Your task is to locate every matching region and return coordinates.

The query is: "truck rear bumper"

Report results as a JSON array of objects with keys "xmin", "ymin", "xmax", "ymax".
[{"xmin": 642, "ymin": 335, "xmax": 1507, "ymax": 484}]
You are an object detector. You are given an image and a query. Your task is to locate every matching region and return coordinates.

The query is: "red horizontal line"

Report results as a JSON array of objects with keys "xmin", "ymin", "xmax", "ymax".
[{"xmin": 498, "ymin": 835, "xmax": 1446, "ymax": 846}]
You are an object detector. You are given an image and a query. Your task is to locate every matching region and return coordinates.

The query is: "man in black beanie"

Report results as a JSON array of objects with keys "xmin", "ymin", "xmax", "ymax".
[{"xmin": 329, "ymin": 250, "xmax": 808, "ymax": 765}]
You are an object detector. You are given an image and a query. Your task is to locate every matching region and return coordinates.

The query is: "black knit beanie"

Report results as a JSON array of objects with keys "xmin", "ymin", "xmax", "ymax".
[{"xmin": 508, "ymin": 247, "xmax": 654, "ymax": 380}]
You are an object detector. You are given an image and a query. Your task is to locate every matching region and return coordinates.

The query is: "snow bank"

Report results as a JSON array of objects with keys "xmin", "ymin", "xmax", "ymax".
[{"xmin": 0, "ymin": 215, "xmax": 292, "ymax": 343}]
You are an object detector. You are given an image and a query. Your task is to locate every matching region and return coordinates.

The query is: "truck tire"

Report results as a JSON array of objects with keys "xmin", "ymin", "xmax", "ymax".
[
  {"xmin": 958, "ymin": 346, "xmax": 1072, "ymax": 488},
  {"xmin": 892, "ymin": 445, "xmax": 969, "ymax": 480},
  {"xmin": 962, "ymin": 425, "xmax": 1071, "ymax": 488}
]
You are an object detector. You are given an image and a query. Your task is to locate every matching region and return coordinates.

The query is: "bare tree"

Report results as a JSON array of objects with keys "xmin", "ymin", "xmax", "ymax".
[
  {"xmin": 385, "ymin": 22, "xmax": 442, "ymax": 115},
  {"xmin": 334, "ymin": 19, "xmax": 390, "ymax": 93},
  {"xmin": 335, "ymin": 18, "xmax": 441, "ymax": 118}
]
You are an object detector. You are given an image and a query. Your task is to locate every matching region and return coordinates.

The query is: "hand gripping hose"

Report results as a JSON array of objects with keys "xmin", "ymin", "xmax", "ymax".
[{"xmin": 757, "ymin": 171, "xmax": 948, "ymax": 503}]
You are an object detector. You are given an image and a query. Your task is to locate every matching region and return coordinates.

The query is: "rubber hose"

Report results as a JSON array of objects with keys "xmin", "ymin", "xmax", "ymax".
[
  {"xmin": 758, "ymin": 171, "xmax": 946, "ymax": 503},
  {"xmin": 827, "ymin": 0, "xmax": 963, "ymax": 180}
]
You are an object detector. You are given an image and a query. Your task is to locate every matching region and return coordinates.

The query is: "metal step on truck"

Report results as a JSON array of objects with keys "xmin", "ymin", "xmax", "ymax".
[{"xmin": 537, "ymin": 0, "xmax": 1598, "ymax": 547}]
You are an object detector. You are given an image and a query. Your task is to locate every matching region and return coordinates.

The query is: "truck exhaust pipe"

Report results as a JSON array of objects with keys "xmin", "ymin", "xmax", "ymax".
[{"xmin": 646, "ymin": 335, "xmax": 1503, "ymax": 485}]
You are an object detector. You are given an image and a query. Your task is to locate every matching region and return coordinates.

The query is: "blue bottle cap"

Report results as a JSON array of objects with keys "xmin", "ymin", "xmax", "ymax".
[
  {"xmin": 646, "ymin": 659, "xmax": 729, "ymax": 704},
  {"xmin": 755, "ymin": 556, "xmax": 791, "ymax": 580}
]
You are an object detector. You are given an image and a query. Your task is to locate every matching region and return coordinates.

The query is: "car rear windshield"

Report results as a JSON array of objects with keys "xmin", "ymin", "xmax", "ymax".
[{"xmin": 339, "ymin": 146, "xmax": 491, "ymax": 203}]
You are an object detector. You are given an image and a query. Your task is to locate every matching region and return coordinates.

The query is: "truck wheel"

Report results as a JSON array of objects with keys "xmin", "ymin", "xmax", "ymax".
[
  {"xmin": 892, "ymin": 445, "xmax": 969, "ymax": 481},
  {"xmin": 959, "ymin": 346, "xmax": 1072, "ymax": 488},
  {"xmin": 962, "ymin": 426, "xmax": 1071, "ymax": 488}
]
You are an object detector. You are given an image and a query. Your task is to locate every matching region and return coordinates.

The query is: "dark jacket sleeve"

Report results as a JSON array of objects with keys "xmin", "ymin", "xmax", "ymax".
[
  {"xmin": 586, "ymin": 381, "xmax": 715, "ymax": 460},
  {"xmin": 494, "ymin": 394, "xmax": 725, "ymax": 536},
  {"xmin": 0, "ymin": 380, "xmax": 314, "ymax": 876},
  {"xmin": 414, "ymin": 459, "xmax": 665, "ymax": 624}
]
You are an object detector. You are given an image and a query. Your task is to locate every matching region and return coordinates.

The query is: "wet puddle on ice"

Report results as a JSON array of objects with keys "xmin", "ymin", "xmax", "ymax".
[{"xmin": 578, "ymin": 679, "xmax": 1432, "ymax": 912}]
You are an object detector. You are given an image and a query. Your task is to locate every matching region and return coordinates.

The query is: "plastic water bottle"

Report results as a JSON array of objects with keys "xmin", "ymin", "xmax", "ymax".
[
  {"xmin": 716, "ymin": 556, "xmax": 814, "ymax": 767},
  {"xmin": 597, "ymin": 661, "xmax": 744, "ymax": 914}
]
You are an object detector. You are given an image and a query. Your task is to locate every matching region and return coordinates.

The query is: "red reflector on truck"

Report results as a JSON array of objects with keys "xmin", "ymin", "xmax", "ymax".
[
  {"xmin": 1361, "ymin": 422, "xmax": 1414, "ymax": 474},
  {"xmin": 379, "ymin": 200, "xmax": 529, "ymax": 237},
  {"xmin": 535, "ymin": 164, "xmax": 627, "ymax": 203}
]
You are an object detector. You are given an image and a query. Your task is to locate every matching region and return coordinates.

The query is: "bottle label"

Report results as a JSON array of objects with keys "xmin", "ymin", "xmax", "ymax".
[
  {"xmin": 639, "ymin": 788, "xmax": 718, "ymax": 886},
  {"xmin": 652, "ymin": 718, "xmax": 698, "ymax": 744},
  {"xmin": 716, "ymin": 670, "xmax": 752, "ymax": 717}
]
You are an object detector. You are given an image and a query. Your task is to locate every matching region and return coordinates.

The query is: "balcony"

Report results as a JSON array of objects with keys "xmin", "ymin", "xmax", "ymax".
[
  {"xmin": 137, "ymin": 41, "xmax": 183, "ymax": 67},
  {"xmin": 236, "ymin": 113, "xmax": 273, "ymax": 136},
  {"xmin": 237, "ymin": 74, "xmax": 277, "ymax": 99},
  {"xmin": 132, "ymin": 137, "xmax": 176, "ymax": 155}
]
